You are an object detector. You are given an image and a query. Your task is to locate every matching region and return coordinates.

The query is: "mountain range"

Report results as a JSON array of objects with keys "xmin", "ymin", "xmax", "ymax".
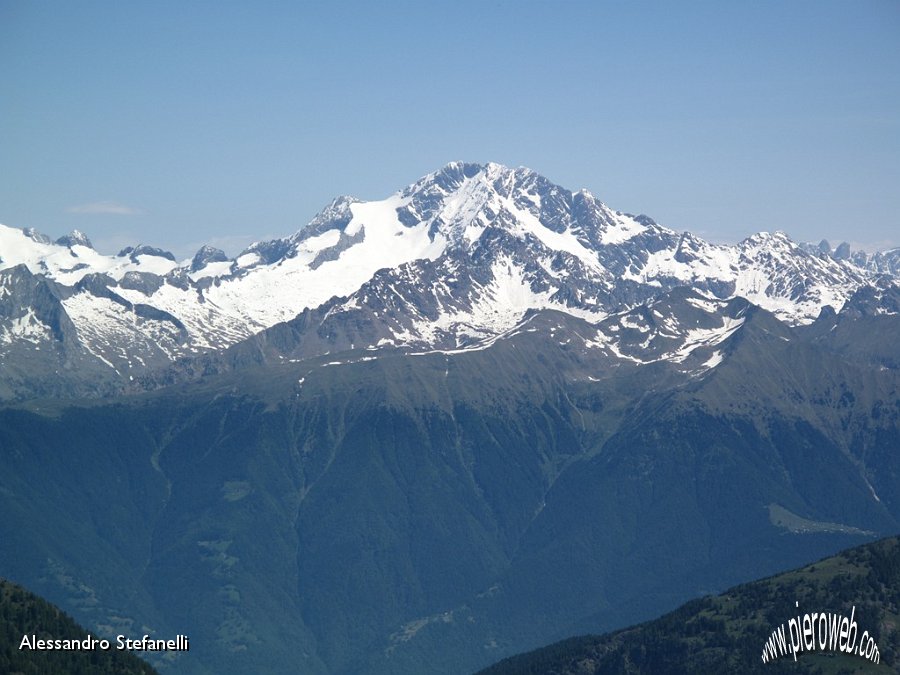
[
  {"xmin": 1, "ymin": 162, "xmax": 897, "ymax": 400},
  {"xmin": 1, "ymin": 163, "xmax": 898, "ymax": 674}
]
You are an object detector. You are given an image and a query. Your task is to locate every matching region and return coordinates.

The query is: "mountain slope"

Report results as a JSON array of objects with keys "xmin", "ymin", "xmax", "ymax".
[
  {"xmin": 2, "ymin": 162, "xmax": 899, "ymax": 674},
  {"xmin": 477, "ymin": 537, "xmax": 900, "ymax": 674},
  {"xmin": 1, "ymin": 301, "xmax": 898, "ymax": 674},
  {"xmin": 0, "ymin": 577, "xmax": 160, "ymax": 675}
]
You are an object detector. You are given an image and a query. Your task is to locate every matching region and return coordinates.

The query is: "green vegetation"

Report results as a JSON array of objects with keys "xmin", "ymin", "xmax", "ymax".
[
  {"xmin": 478, "ymin": 537, "xmax": 900, "ymax": 674},
  {"xmin": 0, "ymin": 578, "xmax": 158, "ymax": 675},
  {"xmin": 1, "ymin": 309, "xmax": 898, "ymax": 674}
]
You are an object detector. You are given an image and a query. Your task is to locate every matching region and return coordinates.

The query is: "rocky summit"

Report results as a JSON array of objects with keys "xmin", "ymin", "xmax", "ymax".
[{"xmin": 0, "ymin": 162, "xmax": 896, "ymax": 400}]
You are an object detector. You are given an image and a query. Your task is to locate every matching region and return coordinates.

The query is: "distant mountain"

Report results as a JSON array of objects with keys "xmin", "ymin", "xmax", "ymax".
[
  {"xmin": 477, "ymin": 536, "xmax": 900, "ymax": 674},
  {"xmin": 1, "ymin": 162, "xmax": 895, "ymax": 400},
  {"xmin": 1, "ymin": 163, "xmax": 899, "ymax": 675},
  {"xmin": 804, "ymin": 239, "xmax": 900, "ymax": 278},
  {"xmin": 0, "ymin": 577, "xmax": 159, "ymax": 675}
]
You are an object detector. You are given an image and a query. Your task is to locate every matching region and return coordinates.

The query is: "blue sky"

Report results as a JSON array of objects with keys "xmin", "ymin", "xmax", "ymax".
[{"xmin": 2, "ymin": 0, "xmax": 898, "ymax": 258}]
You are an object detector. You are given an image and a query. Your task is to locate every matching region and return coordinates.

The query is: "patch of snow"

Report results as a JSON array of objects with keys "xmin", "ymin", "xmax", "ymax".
[
  {"xmin": 667, "ymin": 316, "xmax": 744, "ymax": 363},
  {"xmin": 701, "ymin": 350, "xmax": 725, "ymax": 369},
  {"xmin": 189, "ymin": 260, "xmax": 233, "ymax": 281},
  {"xmin": 0, "ymin": 310, "xmax": 51, "ymax": 345},
  {"xmin": 598, "ymin": 213, "xmax": 647, "ymax": 245}
]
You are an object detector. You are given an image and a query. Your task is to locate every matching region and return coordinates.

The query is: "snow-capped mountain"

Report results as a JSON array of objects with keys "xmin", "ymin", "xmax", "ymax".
[
  {"xmin": 803, "ymin": 239, "xmax": 900, "ymax": 278},
  {"xmin": 0, "ymin": 161, "xmax": 895, "ymax": 399}
]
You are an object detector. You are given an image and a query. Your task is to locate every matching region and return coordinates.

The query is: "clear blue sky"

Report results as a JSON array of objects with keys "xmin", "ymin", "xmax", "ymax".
[{"xmin": 2, "ymin": 0, "xmax": 898, "ymax": 258}]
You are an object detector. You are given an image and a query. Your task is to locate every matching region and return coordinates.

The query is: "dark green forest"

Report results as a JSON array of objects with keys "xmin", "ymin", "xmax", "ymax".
[
  {"xmin": 478, "ymin": 537, "xmax": 900, "ymax": 674},
  {"xmin": 1, "ymin": 578, "xmax": 158, "ymax": 675}
]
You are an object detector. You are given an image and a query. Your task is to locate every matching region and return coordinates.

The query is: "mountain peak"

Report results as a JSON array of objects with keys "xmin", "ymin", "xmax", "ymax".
[
  {"xmin": 740, "ymin": 230, "xmax": 795, "ymax": 247},
  {"xmin": 298, "ymin": 195, "xmax": 360, "ymax": 240},
  {"xmin": 190, "ymin": 245, "xmax": 228, "ymax": 272},
  {"xmin": 56, "ymin": 229, "xmax": 93, "ymax": 249},
  {"xmin": 402, "ymin": 161, "xmax": 487, "ymax": 200},
  {"xmin": 117, "ymin": 244, "xmax": 177, "ymax": 262},
  {"xmin": 1, "ymin": 162, "xmax": 896, "ymax": 394},
  {"xmin": 22, "ymin": 227, "xmax": 52, "ymax": 244}
]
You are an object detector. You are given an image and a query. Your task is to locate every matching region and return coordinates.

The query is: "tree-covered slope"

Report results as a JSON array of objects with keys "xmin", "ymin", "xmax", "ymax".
[
  {"xmin": 0, "ymin": 308, "xmax": 898, "ymax": 674},
  {"xmin": 0, "ymin": 578, "xmax": 159, "ymax": 675},
  {"xmin": 477, "ymin": 536, "xmax": 900, "ymax": 674}
]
